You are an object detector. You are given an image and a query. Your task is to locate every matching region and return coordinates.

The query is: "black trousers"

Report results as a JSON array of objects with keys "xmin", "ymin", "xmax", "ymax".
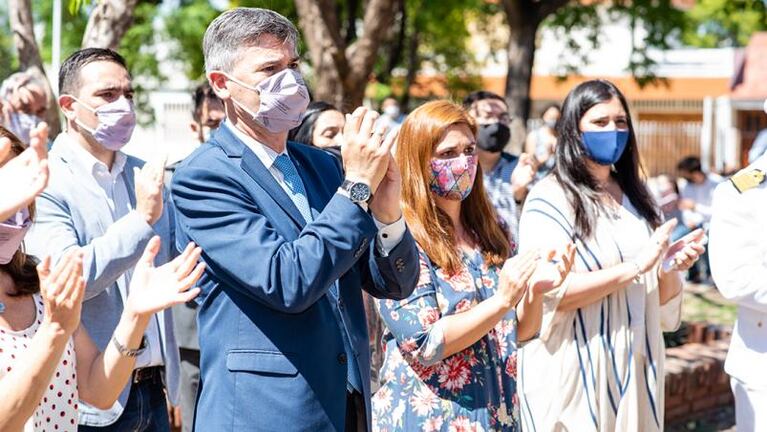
[{"xmin": 344, "ymin": 391, "xmax": 367, "ymax": 432}]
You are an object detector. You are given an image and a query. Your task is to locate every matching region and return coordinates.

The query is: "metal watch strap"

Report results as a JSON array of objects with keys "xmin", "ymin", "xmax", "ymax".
[
  {"xmin": 341, "ymin": 179, "xmax": 373, "ymax": 203},
  {"xmin": 111, "ymin": 335, "xmax": 146, "ymax": 357}
]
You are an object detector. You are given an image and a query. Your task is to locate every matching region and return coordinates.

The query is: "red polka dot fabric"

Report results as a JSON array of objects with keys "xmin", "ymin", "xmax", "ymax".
[{"xmin": 0, "ymin": 294, "xmax": 78, "ymax": 431}]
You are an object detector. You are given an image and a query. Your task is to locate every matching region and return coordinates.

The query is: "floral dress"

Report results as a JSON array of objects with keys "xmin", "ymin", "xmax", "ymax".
[{"xmin": 373, "ymin": 248, "xmax": 520, "ymax": 432}]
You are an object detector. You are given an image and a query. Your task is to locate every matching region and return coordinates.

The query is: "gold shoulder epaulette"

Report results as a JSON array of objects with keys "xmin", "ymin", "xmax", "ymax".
[{"xmin": 730, "ymin": 168, "xmax": 765, "ymax": 193}]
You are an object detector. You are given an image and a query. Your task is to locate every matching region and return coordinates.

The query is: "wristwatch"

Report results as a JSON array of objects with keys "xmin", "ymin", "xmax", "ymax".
[
  {"xmin": 111, "ymin": 335, "xmax": 147, "ymax": 357},
  {"xmin": 340, "ymin": 179, "xmax": 372, "ymax": 204}
]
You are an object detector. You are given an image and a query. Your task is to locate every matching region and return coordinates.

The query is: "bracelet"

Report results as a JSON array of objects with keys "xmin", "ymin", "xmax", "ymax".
[{"xmin": 111, "ymin": 335, "xmax": 146, "ymax": 357}]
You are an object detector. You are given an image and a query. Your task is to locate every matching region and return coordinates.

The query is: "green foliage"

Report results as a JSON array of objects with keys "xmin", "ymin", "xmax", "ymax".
[
  {"xmin": 545, "ymin": 0, "xmax": 685, "ymax": 88},
  {"xmin": 545, "ymin": 3, "xmax": 602, "ymax": 79},
  {"xmin": 37, "ymin": 0, "xmax": 89, "ymax": 64},
  {"xmin": 683, "ymin": 0, "xmax": 767, "ymax": 48},
  {"xmin": 0, "ymin": 2, "xmax": 19, "ymax": 81},
  {"xmin": 37, "ymin": 0, "xmax": 160, "ymax": 125},
  {"xmin": 164, "ymin": 0, "xmax": 220, "ymax": 81},
  {"xmin": 119, "ymin": 2, "xmax": 162, "ymax": 126},
  {"xmin": 164, "ymin": 0, "xmax": 297, "ymax": 81},
  {"xmin": 372, "ymin": 0, "xmax": 484, "ymax": 104}
]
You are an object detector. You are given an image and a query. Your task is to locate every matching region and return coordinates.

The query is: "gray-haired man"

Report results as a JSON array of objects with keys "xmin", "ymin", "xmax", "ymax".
[{"xmin": 170, "ymin": 7, "xmax": 418, "ymax": 432}]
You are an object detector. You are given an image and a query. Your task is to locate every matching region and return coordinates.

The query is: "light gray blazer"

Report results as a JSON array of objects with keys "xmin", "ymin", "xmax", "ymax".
[{"xmin": 25, "ymin": 134, "xmax": 180, "ymax": 427}]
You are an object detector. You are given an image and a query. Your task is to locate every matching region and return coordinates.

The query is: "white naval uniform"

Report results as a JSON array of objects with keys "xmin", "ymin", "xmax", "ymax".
[{"xmin": 709, "ymin": 155, "xmax": 767, "ymax": 432}]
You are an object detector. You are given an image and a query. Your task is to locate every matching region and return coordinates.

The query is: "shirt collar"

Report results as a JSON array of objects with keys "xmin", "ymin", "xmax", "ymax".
[
  {"xmin": 60, "ymin": 133, "xmax": 127, "ymax": 179},
  {"xmin": 223, "ymin": 120, "xmax": 286, "ymax": 170}
]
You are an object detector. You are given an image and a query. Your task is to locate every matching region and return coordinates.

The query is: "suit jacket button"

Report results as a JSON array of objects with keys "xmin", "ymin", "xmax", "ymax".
[
  {"xmin": 758, "ymin": 321, "xmax": 763, "ymax": 328},
  {"xmin": 338, "ymin": 353, "xmax": 347, "ymax": 364},
  {"xmin": 338, "ymin": 299, "xmax": 345, "ymax": 310}
]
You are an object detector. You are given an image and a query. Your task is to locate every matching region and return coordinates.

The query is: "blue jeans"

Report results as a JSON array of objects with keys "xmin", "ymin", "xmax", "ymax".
[{"xmin": 80, "ymin": 373, "xmax": 170, "ymax": 432}]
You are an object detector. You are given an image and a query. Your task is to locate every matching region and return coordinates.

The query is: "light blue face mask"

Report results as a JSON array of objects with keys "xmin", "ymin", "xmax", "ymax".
[
  {"xmin": 8, "ymin": 111, "xmax": 42, "ymax": 145},
  {"xmin": 581, "ymin": 130, "xmax": 629, "ymax": 165}
]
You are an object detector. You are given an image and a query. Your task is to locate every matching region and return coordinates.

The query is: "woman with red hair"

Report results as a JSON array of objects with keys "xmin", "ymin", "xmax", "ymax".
[{"xmin": 372, "ymin": 100, "xmax": 574, "ymax": 431}]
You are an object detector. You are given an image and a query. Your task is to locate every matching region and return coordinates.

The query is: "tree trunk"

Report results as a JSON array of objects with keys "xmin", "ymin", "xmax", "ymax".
[
  {"xmin": 378, "ymin": 0, "xmax": 407, "ymax": 85},
  {"xmin": 500, "ymin": 0, "xmax": 568, "ymax": 151},
  {"xmin": 81, "ymin": 0, "xmax": 139, "ymax": 50},
  {"xmin": 504, "ymin": 15, "xmax": 538, "ymax": 125},
  {"xmin": 8, "ymin": 0, "xmax": 62, "ymax": 137},
  {"xmin": 400, "ymin": 22, "xmax": 419, "ymax": 111},
  {"xmin": 295, "ymin": 0, "xmax": 397, "ymax": 110},
  {"xmin": 343, "ymin": 0, "xmax": 359, "ymax": 45}
]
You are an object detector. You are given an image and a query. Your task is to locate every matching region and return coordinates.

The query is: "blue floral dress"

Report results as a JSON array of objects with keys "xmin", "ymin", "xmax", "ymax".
[{"xmin": 373, "ymin": 248, "xmax": 520, "ymax": 432}]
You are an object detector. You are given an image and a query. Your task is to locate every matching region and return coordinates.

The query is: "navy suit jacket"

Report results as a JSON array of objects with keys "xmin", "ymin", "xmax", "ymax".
[{"xmin": 170, "ymin": 125, "xmax": 419, "ymax": 431}]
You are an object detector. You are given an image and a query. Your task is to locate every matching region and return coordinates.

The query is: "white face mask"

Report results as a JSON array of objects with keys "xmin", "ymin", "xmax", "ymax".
[
  {"xmin": 225, "ymin": 68, "xmax": 310, "ymax": 134},
  {"xmin": 383, "ymin": 105, "xmax": 400, "ymax": 119}
]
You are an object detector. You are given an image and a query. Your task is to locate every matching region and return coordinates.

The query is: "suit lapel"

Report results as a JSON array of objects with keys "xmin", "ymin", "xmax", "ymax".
[
  {"xmin": 123, "ymin": 157, "xmax": 138, "ymax": 209},
  {"xmin": 238, "ymin": 142, "xmax": 307, "ymax": 229},
  {"xmin": 52, "ymin": 139, "xmax": 113, "ymax": 235}
]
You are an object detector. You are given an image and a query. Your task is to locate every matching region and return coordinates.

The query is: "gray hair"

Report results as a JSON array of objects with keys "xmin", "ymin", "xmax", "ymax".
[
  {"xmin": 203, "ymin": 8, "xmax": 299, "ymax": 74},
  {"xmin": 0, "ymin": 71, "xmax": 47, "ymax": 100}
]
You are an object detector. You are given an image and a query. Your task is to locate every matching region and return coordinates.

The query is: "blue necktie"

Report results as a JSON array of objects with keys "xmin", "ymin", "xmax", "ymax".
[
  {"xmin": 273, "ymin": 154, "xmax": 313, "ymax": 223},
  {"xmin": 273, "ymin": 153, "xmax": 362, "ymax": 392}
]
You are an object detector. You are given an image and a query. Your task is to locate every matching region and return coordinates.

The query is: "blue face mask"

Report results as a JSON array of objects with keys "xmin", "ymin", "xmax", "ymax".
[{"xmin": 581, "ymin": 130, "xmax": 629, "ymax": 165}]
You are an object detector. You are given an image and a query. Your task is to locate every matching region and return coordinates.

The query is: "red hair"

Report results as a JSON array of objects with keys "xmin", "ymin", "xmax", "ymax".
[{"xmin": 396, "ymin": 100, "xmax": 509, "ymax": 274}]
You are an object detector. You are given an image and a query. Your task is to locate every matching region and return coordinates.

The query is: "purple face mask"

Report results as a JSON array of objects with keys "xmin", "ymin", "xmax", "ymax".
[
  {"xmin": 429, "ymin": 154, "xmax": 478, "ymax": 201},
  {"xmin": 0, "ymin": 208, "xmax": 31, "ymax": 264},
  {"xmin": 72, "ymin": 96, "xmax": 137, "ymax": 151},
  {"xmin": 226, "ymin": 69, "xmax": 310, "ymax": 134}
]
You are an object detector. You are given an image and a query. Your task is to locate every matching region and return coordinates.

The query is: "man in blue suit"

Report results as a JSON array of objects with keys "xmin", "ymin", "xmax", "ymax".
[{"xmin": 170, "ymin": 8, "xmax": 419, "ymax": 432}]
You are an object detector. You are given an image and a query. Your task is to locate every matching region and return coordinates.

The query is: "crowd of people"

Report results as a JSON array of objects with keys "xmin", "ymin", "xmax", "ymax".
[{"xmin": 0, "ymin": 6, "xmax": 764, "ymax": 432}]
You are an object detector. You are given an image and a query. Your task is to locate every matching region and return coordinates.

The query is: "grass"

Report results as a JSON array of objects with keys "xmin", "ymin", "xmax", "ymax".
[{"xmin": 681, "ymin": 283, "xmax": 737, "ymax": 326}]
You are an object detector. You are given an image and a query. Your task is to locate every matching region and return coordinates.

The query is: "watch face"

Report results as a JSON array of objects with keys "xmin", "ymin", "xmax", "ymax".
[{"xmin": 349, "ymin": 182, "xmax": 371, "ymax": 202}]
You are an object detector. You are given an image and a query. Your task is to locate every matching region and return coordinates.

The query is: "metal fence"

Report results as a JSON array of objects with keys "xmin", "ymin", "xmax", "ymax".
[{"xmin": 634, "ymin": 121, "xmax": 703, "ymax": 177}]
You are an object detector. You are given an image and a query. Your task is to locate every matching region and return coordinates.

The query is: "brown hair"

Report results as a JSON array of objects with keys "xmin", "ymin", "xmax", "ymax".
[
  {"xmin": 396, "ymin": 100, "xmax": 510, "ymax": 275},
  {"xmin": 0, "ymin": 126, "xmax": 40, "ymax": 296}
]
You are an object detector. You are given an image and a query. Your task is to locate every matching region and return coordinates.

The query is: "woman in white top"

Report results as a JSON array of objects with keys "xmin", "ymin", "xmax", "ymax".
[
  {"xmin": 0, "ymin": 125, "xmax": 205, "ymax": 432},
  {"xmin": 516, "ymin": 80, "xmax": 707, "ymax": 431}
]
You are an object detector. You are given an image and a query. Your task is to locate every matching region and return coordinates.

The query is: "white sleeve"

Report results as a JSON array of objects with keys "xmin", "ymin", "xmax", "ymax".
[{"xmin": 709, "ymin": 182, "xmax": 767, "ymax": 313}]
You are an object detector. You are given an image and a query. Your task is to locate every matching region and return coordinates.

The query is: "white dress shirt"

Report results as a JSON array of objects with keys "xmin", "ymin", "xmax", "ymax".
[
  {"xmin": 66, "ymin": 139, "xmax": 165, "ymax": 369},
  {"xmin": 679, "ymin": 173, "xmax": 723, "ymax": 226},
  {"xmin": 224, "ymin": 121, "xmax": 406, "ymax": 254}
]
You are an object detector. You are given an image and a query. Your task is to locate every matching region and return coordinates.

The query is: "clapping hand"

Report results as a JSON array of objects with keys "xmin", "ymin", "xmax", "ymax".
[
  {"xmin": 341, "ymin": 107, "xmax": 393, "ymax": 193},
  {"xmin": 510, "ymin": 153, "xmax": 536, "ymax": 200},
  {"xmin": 0, "ymin": 122, "xmax": 49, "ymax": 220},
  {"xmin": 125, "ymin": 237, "xmax": 205, "ymax": 318},
  {"xmin": 134, "ymin": 155, "xmax": 167, "ymax": 225},
  {"xmin": 368, "ymin": 130, "xmax": 402, "ymax": 224},
  {"xmin": 634, "ymin": 219, "xmax": 677, "ymax": 273},
  {"xmin": 661, "ymin": 228, "xmax": 706, "ymax": 274},
  {"xmin": 529, "ymin": 243, "xmax": 576, "ymax": 295},
  {"xmin": 37, "ymin": 249, "xmax": 86, "ymax": 335},
  {"xmin": 496, "ymin": 250, "xmax": 540, "ymax": 309}
]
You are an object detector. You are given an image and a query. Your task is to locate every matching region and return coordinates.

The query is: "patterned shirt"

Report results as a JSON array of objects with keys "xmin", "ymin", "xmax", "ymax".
[{"xmin": 483, "ymin": 153, "xmax": 520, "ymax": 251}]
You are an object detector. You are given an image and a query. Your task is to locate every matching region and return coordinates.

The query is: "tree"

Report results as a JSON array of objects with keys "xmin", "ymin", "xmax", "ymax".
[
  {"xmin": 682, "ymin": 0, "xmax": 767, "ymax": 48},
  {"xmin": 7, "ymin": 0, "xmax": 62, "ymax": 135},
  {"xmin": 0, "ymin": 3, "xmax": 19, "ymax": 80},
  {"xmin": 493, "ymin": 0, "xmax": 685, "ymax": 136},
  {"xmin": 81, "ymin": 0, "xmax": 139, "ymax": 49},
  {"xmin": 294, "ymin": 0, "xmax": 399, "ymax": 110},
  {"xmin": 164, "ymin": 0, "xmax": 221, "ymax": 81},
  {"xmin": 374, "ymin": 0, "xmax": 485, "ymax": 109}
]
